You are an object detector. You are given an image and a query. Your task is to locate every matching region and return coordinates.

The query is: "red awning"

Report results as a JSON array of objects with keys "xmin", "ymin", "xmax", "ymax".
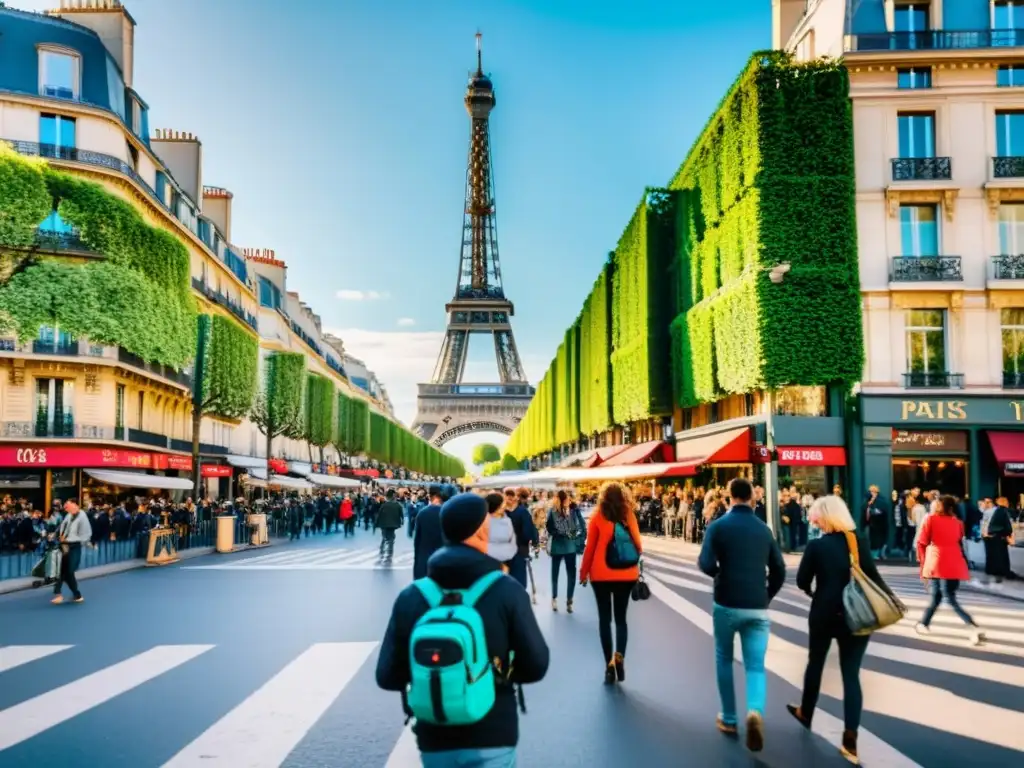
[
  {"xmin": 601, "ymin": 440, "xmax": 673, "ymax": 467},
  {"xmin": 776, "ymin": 446, "xmax": 847, "ymax": 467},
  {"xmin": 987, "ymin": 431, "xmax": 1024, "ymax": 465},
  {"xmin": 582, "ymin": 445, "xmax": 629, "ymax": 468},
  {"xmin": 675, "ymin": 426, "xmax": 752, "ymax": 465}
]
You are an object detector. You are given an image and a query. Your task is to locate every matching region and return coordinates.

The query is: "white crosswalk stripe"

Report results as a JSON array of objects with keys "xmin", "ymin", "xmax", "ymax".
[
  {"xmin": 0, "ymin": 646, "xmax": 71, "ymax": 674},
  {"xmin": 184, "ymin": 547, "xmax": 415, "ymax": 570}
]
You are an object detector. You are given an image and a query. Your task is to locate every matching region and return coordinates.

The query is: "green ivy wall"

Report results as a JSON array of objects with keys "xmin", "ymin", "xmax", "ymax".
[
  {"xmin": 668, "ymin": 52, "xmax": 862, "ymax": 406},
  {"xmin": 202, "ymin": 314, "xmax": 259, "ymax": 419}
]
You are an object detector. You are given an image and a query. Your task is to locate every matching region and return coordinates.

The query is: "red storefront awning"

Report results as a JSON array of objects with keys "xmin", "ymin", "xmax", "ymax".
[
  {"xmin": 675, "ymin": 426, "xmax": 752, "ymax": 465},
  {"xmin": 0, "ymin": 446, "xmax": 192, "ymax": 471},
  {"xmin": 600, "ymin": 440, "xmax": 673, "ymax": 467},
  {"xmin": 776, "ymin": 446, "xmax": 847, "ymax": 467},
  {"xmin": 582, "ymin": 445, "xmax": 629, "ymax": 468},
  {"xmin": 987, "ymin": 431, "xmax": 1024, "ymax": 466}
]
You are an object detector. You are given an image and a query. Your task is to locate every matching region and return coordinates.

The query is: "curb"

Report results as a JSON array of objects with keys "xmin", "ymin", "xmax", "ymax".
[{"xmin": 0, "ymin": 545, "xmax": 220, "ymax": 596}]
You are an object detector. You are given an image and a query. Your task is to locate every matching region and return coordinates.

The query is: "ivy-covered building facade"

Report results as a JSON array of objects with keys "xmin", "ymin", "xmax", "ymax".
[
  {"xmin": 0, "ymin": 1, "xmax": 462, "ymax": 507},
  {"xmin": 506, "ymin": 51, "xmax": 862, "ymax": 526}
]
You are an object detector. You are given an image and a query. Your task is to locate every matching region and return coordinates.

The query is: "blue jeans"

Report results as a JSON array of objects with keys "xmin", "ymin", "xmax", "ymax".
[
  {"xmin": 712, "ymin": 603, "xmax": 770, "ymax": 726},
  {"xmin": 421, "ymin": 747, "xmax": 516, "ymax": 767}
]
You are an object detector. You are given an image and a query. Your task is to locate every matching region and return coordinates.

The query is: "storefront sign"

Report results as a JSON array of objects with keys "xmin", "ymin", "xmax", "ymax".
[
  {"xmin": 0, "ymin": 446, "xmax": 193, "ymax": 470},
  {"xmin": 863, "ymin": 395, "xmax": 1024, "ymax": 426},
  {"xmin": 352, "ymin": 468, "xmax": 380, "ymax": 478},
  {"xmin": 1005, "ymin": 462, "xmax": 1024, "ymax": 477},
  {"xmin": 891, "ymin": 430, "xmax": 968, "ymax": 453},
  {"xmin": 750, "ymin": 444, "xmax": 772, "ymax": 464},
  {"xmin": 268, "ymin": 458, "xmax": 288, "ymax": 474},
  {"xmin": 777, "ymin": 446, "xmax": 847, "ymax": 466},
  {"xmin": 201, "ymin": 464, "xmax": 232, "ymax": 478}
]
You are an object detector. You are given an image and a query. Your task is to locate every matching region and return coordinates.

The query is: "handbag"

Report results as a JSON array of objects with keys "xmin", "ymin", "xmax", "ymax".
[
  {"xmin": 842, "ymin": 531, "xmax": 906, "ymax": 635},
  {"xmin": 921, "ymin": 543, "xmax": 940, "ymax": 580},
  {"xmin": 631, "ymin": 561, "xmax": 651, "ymax": 601}
]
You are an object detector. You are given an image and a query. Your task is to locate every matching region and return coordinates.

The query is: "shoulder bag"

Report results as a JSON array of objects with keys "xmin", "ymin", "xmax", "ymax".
[
  {"xmin": 842, "ymin": 531, "xmax": 906, "ymax": 635},
  {"xmin": 631, "ymin": 559, "xmax": 651, "ymax": 601}
]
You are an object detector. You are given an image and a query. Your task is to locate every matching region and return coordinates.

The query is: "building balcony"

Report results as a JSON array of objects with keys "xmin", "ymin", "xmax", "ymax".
[
  {"xmin": 116, "ymin": 348, "xmax": 192, "ymax": 389},
  {"xmin": 191, "ymin": 277, "xmax": 259, "ymax": 331},
  {"xmin": 169, "ymin": 438, "xmax": 229, "ymax": 455},
  {"xmin": 1004, "ymin": 371, "xmax": 1024, "ymax": 389},
  {"xmin": 991, "ymin": 255, "xmax": 1024, "ymax": 280},
  {"xmin": 891, "ymin": 157, "xmax": 952, "ymax": 182},
  {"xmin": 847, "ymin": 29, "xmax": 1024, "ymax": 53},
  {"xmin": 890, "ymin": 256, "xmax": 962, "ymax": 282},
  {"xmin": 31, "ymin": 339, "xmax": 79, "ymax": 356},
  {"xmin": 33, "ymin": 228, "xmax": 95, "ymax": 254},
  {"xmin": 902, "ymin": 372, "xmax": 965, "ymax": 389},
  {"xmin": 992, "ymin": 156, "xmax": 1024, "ymax": 179}
]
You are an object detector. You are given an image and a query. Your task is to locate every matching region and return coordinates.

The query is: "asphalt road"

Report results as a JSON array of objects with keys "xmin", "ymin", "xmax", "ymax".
[{"xmin": 1, "ymin": 527, "xmax": 1022, "ymax": 767}]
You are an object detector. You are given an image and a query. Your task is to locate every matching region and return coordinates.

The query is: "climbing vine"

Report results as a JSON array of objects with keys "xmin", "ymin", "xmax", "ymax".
[
  {"xmin": 201, "ymin": 314, "xmax": 259, "ymax": 419},
  {"xmin": 305, "ymin": 374, "xmax": 335, "ymax": 451},
  {"xmin": 251, "ymin": 352, "xmax": 305, "ymax": 460}
]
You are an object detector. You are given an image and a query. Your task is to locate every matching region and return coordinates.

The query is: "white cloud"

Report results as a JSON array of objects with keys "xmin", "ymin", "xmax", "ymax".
[
  {"xmin": 396, "ymin": 317, "xmax": 416, "ymax": 327},
  {"xmin": 335, "ymin": 289, "xmax": 390, "ymax": 301}
]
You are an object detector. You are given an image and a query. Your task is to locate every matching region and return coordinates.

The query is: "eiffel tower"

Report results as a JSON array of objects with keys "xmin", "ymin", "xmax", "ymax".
[{"xmin": 412, "ymin": 34, "xmax": 534, "ymax": 446}]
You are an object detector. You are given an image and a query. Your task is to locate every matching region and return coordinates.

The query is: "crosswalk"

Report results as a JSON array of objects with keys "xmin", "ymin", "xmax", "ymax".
[
  {"xmin": 640, "ymin": 550, "xmax": 1024, "ymax": 762},
  {"xmin": 184, "ymin": 547, "xmax": 415, "ymax": 571}
]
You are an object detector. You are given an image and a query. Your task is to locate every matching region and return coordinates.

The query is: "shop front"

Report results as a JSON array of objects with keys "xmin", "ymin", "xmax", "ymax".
[
  {"xmin": 852, "ymin": 394, "xmax": 1024, "ymax": 513},
  {"xmin": 0, "ymin": 445, "xmax": 193, "ymax": 508}
]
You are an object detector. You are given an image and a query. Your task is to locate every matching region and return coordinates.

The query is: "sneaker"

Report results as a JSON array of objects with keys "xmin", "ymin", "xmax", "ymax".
[
  {"xmin": 50, "ymin": 595, "xmax": 64, "ymax": 605},
  {"xmin": 551, "ymin": 599, "xmax": 558, "ymax": 612},
  {"xmin": 914, "ymin": 622, "xmax": 930, "ymax": 636},
  {"xmin": 715, "ymin": 715, "xmax": 738, "ymax": 736},
  {"xmin": 566, "ymin": 599, "xmax": 574, "ymax": 614},
  {"xmin": 604, "ymin": 662, "xmax": 616, "ymax": 685},
  {"xmin": 786, "ymin": 703, "xmax": 810, "ymax": 729},
  {"xmin": 613, "ymin": 652, "xmax": 625, "ymax": 682},
  {"xmin": 840, "ymin": 729, "xmax": 859, "ymax": 764},
  {"xmin": 745, "ymin": 712, "xmax": 765, "ymax": 752},
  {"xmin": 73, "ymin": 597, "xmax": 84, "ymax": 604},
  {"xmin": 970, "ymin": 629, "xmax": 985, "ymax": 646}
]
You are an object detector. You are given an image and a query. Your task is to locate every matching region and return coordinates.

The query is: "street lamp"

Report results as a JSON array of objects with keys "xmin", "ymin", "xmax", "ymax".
[{"xmin": 764, "ymin": 261, "xmax": 789, "ymax": 543}]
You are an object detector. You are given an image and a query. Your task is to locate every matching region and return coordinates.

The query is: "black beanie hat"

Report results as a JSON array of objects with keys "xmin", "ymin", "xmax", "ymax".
[{"xmin": 440, "ymin": 493, "xmax": 488, "ymax": 544}]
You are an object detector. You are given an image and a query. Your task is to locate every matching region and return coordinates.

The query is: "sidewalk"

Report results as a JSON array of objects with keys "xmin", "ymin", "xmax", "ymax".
[{"xmin": 639, "ymin": 534, "xmax": 1024, "ymax": 603}]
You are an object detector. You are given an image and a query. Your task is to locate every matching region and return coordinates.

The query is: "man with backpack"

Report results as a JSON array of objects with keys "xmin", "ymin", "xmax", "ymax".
[
  {"xmin": 376, "ymin": 492, "xmax": 549, "ymax": 766},
  {"xmin": 413, "ymin": 485, "xmax": 447, "ymax": 580}
]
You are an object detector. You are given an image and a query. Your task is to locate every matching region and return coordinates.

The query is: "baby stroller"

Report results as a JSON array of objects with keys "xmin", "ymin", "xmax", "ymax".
[{"xmin": 31, "ymin": 539, "xmax": 62, "ymax": 589}]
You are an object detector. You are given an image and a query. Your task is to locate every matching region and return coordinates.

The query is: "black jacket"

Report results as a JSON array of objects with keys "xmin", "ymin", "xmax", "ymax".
[
  {"xmin": 698, "ymin": 505, "xmax": 786, "ymax": 609},
  {"xmin": 376, "ymin": 500, "xmax": 404, "ymax": 530},
  {"xmin": 376, "ymin": 544, "xmax": 549, "ymax": 752},
  {"xmin": 412, "ymin": 504, "xmax": 444, "ymax": 579},
  {"xmin": 797, "ymin": 532, "xmax": 892, "ymax": 628}
]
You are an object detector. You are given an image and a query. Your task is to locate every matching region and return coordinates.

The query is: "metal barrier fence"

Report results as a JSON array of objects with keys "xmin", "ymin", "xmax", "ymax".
[{"xmin": 0, "ymin": 516, "xmax": 292, "ymax": 583}]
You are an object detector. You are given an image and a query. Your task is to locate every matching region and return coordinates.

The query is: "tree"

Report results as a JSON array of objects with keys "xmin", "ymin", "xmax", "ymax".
[
  {"xmin": 250, "ymin": 352, "xmax": 305, "ymax": 470},
  {"xmin": 500, "ymin": 453, "xmax": 520, "ymax": 472},
  {"xmin": 304, "ymin": 373, "xmax": 335, "ymax": 466},
  {"xmin": 472, "ymin": 442, "xmax": 501, "ymax": 465}
]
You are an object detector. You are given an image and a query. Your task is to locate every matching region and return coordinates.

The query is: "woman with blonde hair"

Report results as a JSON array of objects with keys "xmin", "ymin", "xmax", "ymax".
[
  {"xmin": 579, "ymin": 481, "xmax": 642, "ymax": 684},
  {"xmin": 787, "ymin": 495, "xmax": 895, "ymax": 765}
]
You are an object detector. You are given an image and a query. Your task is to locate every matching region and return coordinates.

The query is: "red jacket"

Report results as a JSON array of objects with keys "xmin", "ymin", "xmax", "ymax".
[
  {"xmin": 339, "ymin": 499, "xmax": 354, "ymax": 520},
  {"xmin": 917, "ymin": 514, "xmax": 969, "ymax": 581}
]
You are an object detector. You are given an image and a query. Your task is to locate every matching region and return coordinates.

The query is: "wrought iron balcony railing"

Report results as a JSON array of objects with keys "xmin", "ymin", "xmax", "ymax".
[
  {"xmin": 191, "ymin": 278, "xmax": 259, "ymax": 331},
  {"xmin": 127, "ymin": 428, "xmax": 169, "ymax": 449},
  {"xmin": 993, "ymin": 156, "xmax": 1024, "ymax": 179},
  {"xmin": 992, "ymin": 255, "xmax": 1024, "ymax": 279},
  {"xmin": 848, "ymin": 29, "xmax": 1024, "ymax": 52},
  {"xmin": 34, "ymin": 229, "xmax": 94, "ymax": 253},
  {"xmin": 1004, "ymin": 371, "xmax": 1024, "ymax": 388},
  {"xmin": 32, "ymin": 339, "xmax": 79, "ymax": 356},
  {"xmin": 34, "ymin": 413, "xmax": 75, "ymax": 438},
  {"xmin": 891, "ymin": 157, "xmax": 952, "ymax": 181},
  {"xmin": 891, "ymin": 256, "xmax": 963, "ymax": 282},
  {"xmin": 903, "ymin": 372, "xmax": 965, "ymax": 389}
]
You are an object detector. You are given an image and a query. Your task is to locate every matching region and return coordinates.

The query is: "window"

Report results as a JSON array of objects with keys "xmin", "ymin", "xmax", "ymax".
[
  {"xmin": 994, "ymin": 1, "xmax": 1024, "ymax": 38},
  {"xmin": 39, "ymin": 114, "xmax": 76, "ymax": 151},
  {"xmin": 997, "ymin": 111, "xmax": 1024, "ymax": 157},
  {"xmin": 131, "ymin": 98, "xmax": 143, "ymax": 136},
  {"xmin": 34, "ymin": 378, "xmax": 74, "ymax": 438},
  {"xmin": 999, "ymin": 203, "xmax": 1024, "ymax": 254},
  {"xmin": 898, "ymin": 112, "xmax": 935, "ymax": 158},
  {"xmin": 1003, "ymin": 309, "xmax": 1024, "ymax": 379},
  {"xmin": 795, "ymin": 32, "xmax": 814, "ymax": 61},
  {"xmin": 998, "ymin": 65, "xmax": 1024, "ymax": 87},
  {"xmin": 115, "ymin": 384, "xmax": 125, "ymax": 430},
  {"xmin": 155, "ymin": 172, "xmax": 168, "ymax": 206},
  {"xmin": 258, "ymin": 276, "xmax": 281, "ymax": 309},
  {"xmin": 897, "ymin": 68, "xmax": 931, "ymax": 89},
  {"xmin": 894, "ymin": 2, "xmax": 930, "ymax": 48},
  {"xmin": 906, "ymin": 310, "xmax": 946, "ymax": 374},
  {"xmin": 38, "ymin": 49, "xmax": 79, "ymax": 100},
  {"xmin": 900, "ymin": 204, "xmax": 939, "ymax": 255}
]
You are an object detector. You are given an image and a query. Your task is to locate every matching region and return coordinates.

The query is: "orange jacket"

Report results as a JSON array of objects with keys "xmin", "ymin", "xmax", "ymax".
[{"xmin": 580, "ymin": 508, "xmax": 642, "ymax": 583}]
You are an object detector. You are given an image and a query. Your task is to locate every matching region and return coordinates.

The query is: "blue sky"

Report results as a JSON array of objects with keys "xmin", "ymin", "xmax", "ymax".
[{"xmin": 18, "ymin": 0, "xmax": 770, "ymax": 464}]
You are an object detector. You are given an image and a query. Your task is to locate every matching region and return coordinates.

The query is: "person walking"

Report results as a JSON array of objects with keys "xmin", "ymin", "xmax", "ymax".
[
  {"xmin": 339, "ymin": 494, "xmax": 355, "ymax": 538},
  {"xmin": 375, "ymin": 492, "xmax": 549, "ymax": 767},
  {"xmin": 981, "ymin": 496, "xmax": 1015, "ymax": 587},
  {"xmin": 413, "ymin": 485, "xmax": 446, "ymax": 580},
  {"xmin": 698, "ymin": 477, "xmax": 786, "ymax": 753},
  {"xmin": 579, "ymin": 481, "xmax": 642, "ymax": 685},
  {"xmin": 916, "ymin": 494, "xmax": 985, "ymax": 646},
  {"xmin": 51, "ymin": 499, "xmax": 92, "ymax": 605},
  {"xmin": 485, "ymin": 492, "xmax": 518, "ymax": 569},
  {"xmin": 546, "ymin": 489, "xmax": 586, "ymax": 613},
  {"xmin": 787, "ymin": 495, "xmax": 896, "ymax": 765},
  {"xmin": 503, "ymin": 488, "xmax": 538, "ymax": 591},
  {"xmin": 376, "ymin": 490, "xmax": 404, "ymax": 563}
]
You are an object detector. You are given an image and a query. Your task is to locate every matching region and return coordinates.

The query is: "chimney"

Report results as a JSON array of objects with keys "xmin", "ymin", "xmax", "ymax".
[
  {"xmin": 50, "ymin": 1, "xmax": 137, "ymax": 88},
  {"xmin": 772, "ymin": 0, "xmax": 806, "ymax": 50},
  {"xmin": 202, "ymin": 186, "xmax": 233, "ymax": 242},
  {"xmin": 151, "ymin": 129, "xmax": 202, "ymax": 205}
]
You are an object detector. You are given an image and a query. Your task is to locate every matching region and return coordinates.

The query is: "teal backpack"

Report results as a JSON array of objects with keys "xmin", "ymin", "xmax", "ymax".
[
  {"xmin": 406, "ymin": 570, "xmax": 504, "ymax": 726},
  {"xmin": 605, "ymin": 522, "xmax": 640, "ymax": 569}
]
